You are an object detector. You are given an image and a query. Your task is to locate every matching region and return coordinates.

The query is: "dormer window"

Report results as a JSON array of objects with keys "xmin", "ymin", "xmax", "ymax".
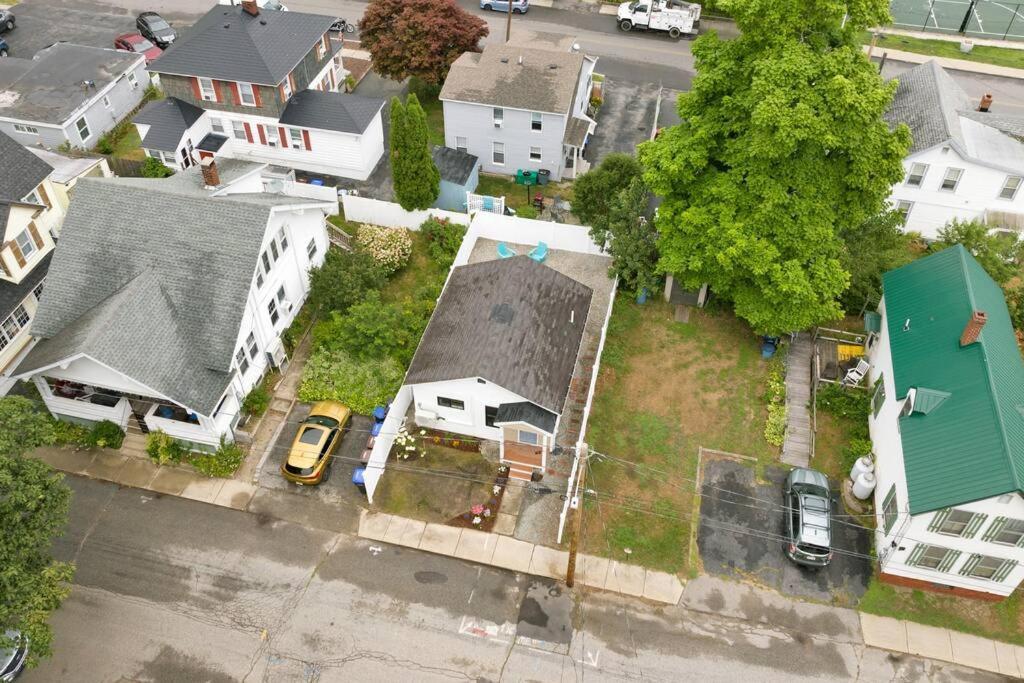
[
  {"xmin": 198, "ymin": 77, "xmax": 216, "ymax": 102},
  {"xmin": 282, "ymin": 75, "xmax": 293, "ymax": 100},
  {"xmin": 315, "ymin": 38, "xmax": 325, "ymax": 60}
]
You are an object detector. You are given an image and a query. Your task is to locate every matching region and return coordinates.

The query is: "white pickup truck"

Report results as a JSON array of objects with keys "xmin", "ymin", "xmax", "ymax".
[{"xmin": 616, "ymin": 0, "xmax": 701, "ymax": 38}]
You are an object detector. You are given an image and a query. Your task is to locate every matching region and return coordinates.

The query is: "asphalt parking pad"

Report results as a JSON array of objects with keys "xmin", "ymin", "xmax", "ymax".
[
  {"xmin": 515, "ymin": 578, "xmax": 574, "ymax": 655},
  {"xmin": 697, "ymin": 458, "xmax": 872, "ymax": 602},
  {"xmin": 584, "ymin": 79, "xmax": 661, "ymax": 165}
]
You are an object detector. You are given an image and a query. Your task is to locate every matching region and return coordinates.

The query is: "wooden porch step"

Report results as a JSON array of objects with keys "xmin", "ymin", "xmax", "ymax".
[{"xmin": 507, "ymin": 465, "xmax": 533, "ymax": 482}]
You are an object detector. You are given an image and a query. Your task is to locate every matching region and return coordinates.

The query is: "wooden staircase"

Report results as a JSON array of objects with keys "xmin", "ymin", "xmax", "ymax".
[{"xmin": 121, "ymin": 414, "xmax": 150, "ymax": 459}]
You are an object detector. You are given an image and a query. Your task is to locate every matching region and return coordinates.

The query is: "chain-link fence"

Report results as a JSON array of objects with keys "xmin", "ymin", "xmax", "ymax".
[{"xmin": 890, "ymin": 0, "xmax": 1024, "ymax": 41}]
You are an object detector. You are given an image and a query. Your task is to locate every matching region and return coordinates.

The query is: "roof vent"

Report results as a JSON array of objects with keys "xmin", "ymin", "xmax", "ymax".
[
  {"xmin": 548, "ymin": 64, "xmax": 558, "ymax": 70},
  {"xmin": 903, "ymin": 318, "xmax": 911, "ymax": 332},
  {"xmin": 490, "ymin": 303, "xmax": 515, "ymax": 324},
  {"xmin": 518, "ymin": 55, "xmax": 523, "ymax": 66},
  {"xmin": 500, "ymin": 57, "xmax": 509, "ymax": 63},
  {"xmin": 260, "ymin": 19, "xmax": 267, "ymax": 25}
]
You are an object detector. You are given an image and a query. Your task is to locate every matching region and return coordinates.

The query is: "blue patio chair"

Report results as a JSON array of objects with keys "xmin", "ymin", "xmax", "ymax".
[
  {"xmin": 497, "ymin": 242, "xmax": 517, "ymax": 259},
  {"xmin": 483, "ymin": 196, "xmax": 495, "ymax": 212},
  {"xmin": 528, "ymin": 241, "xmax": 548, "ymax": 263}
]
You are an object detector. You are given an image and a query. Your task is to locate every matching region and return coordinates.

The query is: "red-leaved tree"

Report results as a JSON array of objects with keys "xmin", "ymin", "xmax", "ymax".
[{"xmin": 360, "ymin": 0, "xmax": 489, "ymax": 85}]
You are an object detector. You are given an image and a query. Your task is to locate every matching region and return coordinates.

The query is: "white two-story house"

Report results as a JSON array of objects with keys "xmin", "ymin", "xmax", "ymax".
[
  {"xmin": 135, "ymin": 1, "xmax": 384, "ymax": 180},
  {"xmin": 439, "ymin": 31, "xmax": 598, "ymax": 181},
  {"xmin": 867, "ymin": 245, "xmax": 1024, "ymax": 599},
  {"xmin": 13, "ymin": 162, "xmax": 336, "ymax": 448},
  {"xmin": 886, "ymin": 60, "xmax": 1024, "ymax": 240}
]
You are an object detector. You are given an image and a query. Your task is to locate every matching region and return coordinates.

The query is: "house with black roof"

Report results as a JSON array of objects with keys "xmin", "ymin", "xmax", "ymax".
[{"xmin": 134, "ymin": 1, "xmax": 384, "ymax": 179}]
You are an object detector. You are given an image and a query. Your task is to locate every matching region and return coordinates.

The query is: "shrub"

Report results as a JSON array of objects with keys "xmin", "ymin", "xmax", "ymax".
[
  {"xmin": 355, "ymin": 224, "xmax": 413, "ymax": 275},
  {"xmin": 420, "ymin": 217, "xmax": 465, "ymax": 267},
  {"xmin": 145, "ymin": 430, "xmax": 188, "ymax": 465},
  {"xmin": 307, "ymin": 249, "xmax": 387, "ymax": 315},
  {"xmin": 141, "ymin": 156, "xmax": 173, "ymax": 178},
  {"xmin": 816, "ymin": 383, "xmax": 871, "ymax": 422},
  {"xmin": 242, "ymin": 383, "xmax": 271, "ymax": 417},
  {"xmin": 314, "ymin": 291, "xmax": 431, "ymax": 365},
  {"xmin": 841, "ymin": 437, "xmax": 874, "ymax": 479},
  {"xmin": 95, "ymin": 136, "xmax": 115, "ymax": 155},
  {"xmin": 765, "ymin": 403, "xmax": 787, "ymax": 446},
  {"xmin": 0, "ymin": 396, "xmax": 56, "ymax": 457},
  {"xmin": 515, "ymin": 205, "xmax": 538, "ymax": 220},
  {"xmin": 763, "ymin": 357, "xmax": 786, "ymax": 446},
  {"xmin": 87, "ymin": 420, "xmax": 124, "ymax": 449},
  {"xmin": 190, "ymin": 437, "xmax": 245, "ymax": 478},
  {"xmin": 299, "ymin": 347, "xmax": 405, "ymax": 414},
  {"xmin": 51, "ymin": 419, "xmax": 92, "ymax": 448}
]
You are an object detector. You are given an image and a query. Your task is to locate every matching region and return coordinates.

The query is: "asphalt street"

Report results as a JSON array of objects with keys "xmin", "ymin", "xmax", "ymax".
[{"xmin": 23, "ymin": 475, "xmax": 1004, "ymax": 681}]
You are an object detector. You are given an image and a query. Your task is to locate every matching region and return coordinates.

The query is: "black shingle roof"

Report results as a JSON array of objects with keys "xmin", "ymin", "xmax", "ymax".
[
  {"xmin": 432, "ymin": 145, "xmax": 478, "ymax": 185},
  {"xmin": 406, "ymin": 256, "xmax": 592, "ymax": 413},
  {"xmin": 150, "ymin": 5, "xmax": 336, "ymax": 85},
  {"xmin": 494, "ymin": 401, "xmax": 557, "ymax": 434},
  {"xmin": 279, "ymin": 90, "xmax": 384, "ymax": 134},
  {"xmin": 133, "ymin": 97, "xmax": 205, "ymax": 153},
  {"xmin": 0, "ymin": 130, "xmax": 53, "ymax": 203}
]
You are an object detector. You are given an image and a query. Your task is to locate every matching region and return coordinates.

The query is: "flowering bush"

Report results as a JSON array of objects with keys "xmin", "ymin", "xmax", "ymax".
[
  {"xmin": 298, "ymin": 347, "xmax": 405, "ymax": 414},
  {"xmin": 356, "ymin": 224, "xmax": 413, "ymax": 275},
  {"xmin": 393, "ymin": 426, "xmax": 420, "ymax": 460},
  {"xmin": 471, "ymin": 504, "xmax": 485, "ymax": 515}
]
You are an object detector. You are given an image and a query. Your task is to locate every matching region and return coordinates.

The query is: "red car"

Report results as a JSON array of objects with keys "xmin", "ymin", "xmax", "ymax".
[{"xmin": 113, "ymin": 32, "xmax": 162, "ymax": 63}]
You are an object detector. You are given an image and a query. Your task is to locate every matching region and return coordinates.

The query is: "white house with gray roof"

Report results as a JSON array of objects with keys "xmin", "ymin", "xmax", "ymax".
[
  {"xmin": 135, "ymin": 3, "xmax": 384, "ymax": 179},
  {"xmin": 13, "ymin": 166, "xmax": 335, "ymax": 448},
  {"xmin": 439, "ymin": 31, "xmax": 597, "ymax": 182},
  {"xmin": 0, "ymin": 43, "xmax": 149, "ymax": 150},
  {"xmin": 886, "ymin": 60, "xmax": 1024, "ymax": 240}
]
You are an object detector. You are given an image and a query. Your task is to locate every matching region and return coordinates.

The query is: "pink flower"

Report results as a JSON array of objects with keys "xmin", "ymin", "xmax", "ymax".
[{"xmin": 471, "ymin": 504, "xmax": 485, "ymax": 515}]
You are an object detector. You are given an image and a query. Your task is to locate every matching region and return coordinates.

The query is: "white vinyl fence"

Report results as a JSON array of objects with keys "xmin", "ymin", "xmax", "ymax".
[
  {"xmin": 341, "ymin": 195, "xmax": 469, "ymax": 230},
  {"xmin": 364, "ymin": 384, "xmax": 412, "ymax": 503}
]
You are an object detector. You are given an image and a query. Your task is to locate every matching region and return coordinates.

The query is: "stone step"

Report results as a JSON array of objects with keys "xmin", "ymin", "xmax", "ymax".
[{"xmin": 507, "ymin": 466, "xmax": 533, "ymax": 482}]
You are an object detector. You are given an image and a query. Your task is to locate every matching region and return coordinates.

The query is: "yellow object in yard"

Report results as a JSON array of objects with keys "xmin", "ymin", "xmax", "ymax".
[{"xmin": 837, "ymin": 344, "xmax": 864, "ymax": 362}]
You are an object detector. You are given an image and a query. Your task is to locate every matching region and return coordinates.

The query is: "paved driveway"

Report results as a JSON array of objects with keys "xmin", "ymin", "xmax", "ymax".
[
  {"xmin": 697, "ymin": 457, "xmax": 873, "ymax": 603},
  {"xmin": 584, "ymin": 78, "xmax": 661, "ymax": 165}
]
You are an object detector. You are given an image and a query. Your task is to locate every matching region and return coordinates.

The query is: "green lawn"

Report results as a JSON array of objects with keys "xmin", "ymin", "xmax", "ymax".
[
  {"xmin": 864, "ymin": 31, "xmax": 1024, "ymax": 70},
  {"xmin": 583, "ymin": 298, "xmax": 777, "ymax": 574},
  {"xmin": 380, "ymin": 230, "xmax": 449, "ymax": 304},
  {"xmin": 475, "ymin": 173, "xmax": 576, "ymax": 216},
  {"xmin": 112, "ymin": 126, "xmax": 145, "ymax": 160}
]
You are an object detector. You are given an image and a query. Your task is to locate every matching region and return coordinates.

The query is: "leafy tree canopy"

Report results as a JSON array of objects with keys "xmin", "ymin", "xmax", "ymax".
[
  {"xmin": 391, "ymin": 94, "xmax": 440, "ymax": 211},
  {"xmin": 838, "ymin": 210, "xmax": 916, "ymax": 310},
  {"xmin": 307, "ymin": 249, "xmax": 387, "ymax": 315},
  {"xmin": 360, "ymin": 0, "xmax": 488, "ymax": 85},
  {"xmin": 931, "ymin": 218, "xmax": 1023, "ymax": 285},
  {"xmin": 0, "ymin": 397, "xmax": 56, "ymax": 458},
  {"xmin": 573, "ymin": 153, "xmax": 644, "ymax": 239},
  {"xmin": 602, "ymin": 178, "xmax": 660, "ymax": 296}
]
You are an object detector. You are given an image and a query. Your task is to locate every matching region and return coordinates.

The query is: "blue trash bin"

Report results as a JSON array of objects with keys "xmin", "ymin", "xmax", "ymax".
[
  {"xmin": 373, "ymin": 406, "xmax": 387, "ymax": 422},
  {"xmin": 352, "ymin": 466, "xmax": 367, "ymax": 495},
  {"xmin": 371, "ymin": 421, "xmax": 383, "ymax": 437}
]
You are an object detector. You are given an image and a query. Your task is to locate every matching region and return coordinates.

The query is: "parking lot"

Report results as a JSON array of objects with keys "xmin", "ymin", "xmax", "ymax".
[
  {"xmin": 584, "ymin": 78, "xmax": 662, "ymax": 166},
  {"xmin": 697, "ymin": 457, "xmax": 873, "ymax": 603}
]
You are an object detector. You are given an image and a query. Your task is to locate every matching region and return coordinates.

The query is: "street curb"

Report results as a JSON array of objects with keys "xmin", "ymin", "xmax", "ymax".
[{"xmin": 866, "ymin": 44, "xmax": 1024, "ymax": 80}]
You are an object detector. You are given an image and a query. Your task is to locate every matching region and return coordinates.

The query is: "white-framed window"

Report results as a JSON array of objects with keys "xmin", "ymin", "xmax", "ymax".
[
  {"xmin": 282, "ymin": 75, "xmax": 292, "ymax": 100},
  {"xmin": 306, "ymin": 238, "xmax": 317, "ymax": 260},
  {"xmin": 235, "ymin": 348, "xmax": 250, "ymax": 375},
  {"xmin": 929, "ymin": 508, "xmax": 987, "ymax": 538},
  {"xmin": 531, "ymin": 112, "xmax": 542, "ymax": 131},
  {"xmin": 102, "ymin": 95, "xmax": 113, "ymax": 111},
  {"xmin": 905, "ymin": 162, "xmax": 928, "ymax": 187},
  {"xmin": 264, "ymin": 123, "xmax": 278, "ymax": 147},
  {"xmin": 232, "ymin": 120, "xmax": 248, "ymax": 141},
  {"xmin": 33, "ymin": 281, "xmax": 44, "ymax": 301},
  {"xmin": 492, "ymin": 141, "xmax": 505, "ymax": 166},
  {"xmin": 277, "ymin": 227, "xmax": 289, "ymax": 251},
  {"xmin": 15, "ymin": 230, "xmax": 36, "ymax": 260},
  {"xmin": 986, "ymin": 517, "xmax": 1024, "ymax": 546},
  {"xmin": 0, "ymin": 328, "xmax": 8, "ymax": 352},
  {"xmin": 941, "ymin": 167, "xmax": 963, "ymax": 192},
  {"xmin": 246, "ymin": 331, "xmax": 259, "ymax": 360},
  {"xmin": 493, "ymin": 107, "xmax": 503, "ymax": 128},
  {"xmin": 871, "ymin": 373, "xmax": 885, "ymax": 416},
  {"xmin": 13, "ymin": 124, "xmax": 39, "ymax": 135},
  {"xmin": 210, "ymin": 117, "xmax": 225, "ymax": 134},
  {"xmin": 289, "ymin": 127, "xmax": 303, "ymax": 150},
  {"xmin": 159, "ymin": 150, "xmax": 175, "ymax": 166},
  {"xmin": 13, "ymin": 305, "xmax": 29, "ymax": 327},
  {"xmin": 21, "ymin": 188, "xmax": 42, "ymax": 206},
  {"xmin": 1000, "ymin": 175, "xmax": 1022, "ymax": 200},
  {"xmin": 238, "ymin": 82, "xmax": 257, "ymax": 106},
  {"xmin": 268, "ymin": 299, "xmax": 280, "ymax": 325},
  {"xmin": 75, "ymin": 116, "xmax": 91, "ymax": 142},
  {"xmin": 518, "ymin": 430, "xmax": 539, "ymax": 445},
  {"xmin": 908, "ymin": 544, "xmax": 960, "ymax": 572},
  {"xmin": 127, "ymin": 71, "xmax": 138, "ymax": 89},
  {"xmin": 270, "ymin": 240, "xmax": 280, "ymax": 263},
  {"xmin": 437, "ymin": 396, "xmax": 465, "ymax": 410},
  {"xmin": 529, "ymin": 146, "xmax": 542, "ymax": 162},
  {"xmin": 198, "ymin": 77, "xmax": 216, "ymax": 101},
  {"xmin": 895, "ymin": 200, "xmax": 913, "ymax": 225},
  {"xmin": 882, "ymin": 486, "xmax": 899, "ymax": 534},
  {"xmin": 276, "ymin": 284, "xmax": 287, "ymax": 304},
  {"xmin": 456, "ymin": 136, "xmax": 467, "ymax": 153},
  {"xmin": 261, "ymin": 250, "xmax": 272, "ymax": 275},
  {"xmin": 1, "ymin": 316, "xmax": 19, "ymax": 342},
  {"xmin": 959, "ymin": 554, "xmax": 1017, "ymax": 581},
  {"xmin": 256, "ymin": 268, "xmax": 265, "ymax": 289}
]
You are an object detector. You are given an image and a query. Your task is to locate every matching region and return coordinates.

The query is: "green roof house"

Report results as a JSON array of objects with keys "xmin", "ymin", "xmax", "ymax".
[{"xmin": 867, "ymin": 244, "xmax": 1024, "ymax": 599}]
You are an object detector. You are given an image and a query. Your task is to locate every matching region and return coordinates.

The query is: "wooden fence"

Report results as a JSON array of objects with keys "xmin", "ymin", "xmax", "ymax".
[{"xmin": 104, "ymin": 155, "xmax": 146, "ymax": 178}]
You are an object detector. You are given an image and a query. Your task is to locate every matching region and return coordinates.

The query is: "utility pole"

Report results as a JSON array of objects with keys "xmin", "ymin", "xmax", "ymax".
[
  {"xmin": 505, "ymin": 4, "xmax": 513, "ymax": 42},
  {"xmin": 565, "ymin": 443, "xmax": 588, "ymax": 588}
]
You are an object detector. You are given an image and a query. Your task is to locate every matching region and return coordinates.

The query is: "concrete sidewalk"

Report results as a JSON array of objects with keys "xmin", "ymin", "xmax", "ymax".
[{"xmin": 866, "ymin": 44, "xmax": 1024, "ymax": 80}]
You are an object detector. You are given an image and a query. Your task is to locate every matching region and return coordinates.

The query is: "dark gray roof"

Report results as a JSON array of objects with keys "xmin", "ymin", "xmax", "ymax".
[
  {"xmin": 494, "ymin": 401, "xmax": 557, "ymax": 434},
  {"xmin": 0, "ymin": 44, "xmax": 142, "ymax": 125},
  {"xmin": 279, "ymin": 90, "xmax": 384, "ymax": 134},
  {"xmin": 133, "ymin": 97, "xmax": 205, "ymax": 153},
  {"xmin": 197, "ymin": 133, "xmax": 228, "ymax": 152},
  {"xmin": 406, "ymin": 256, "xmax": 592, "ymax": 413},
  {"xmin": 432, "ymin": 145, "xmax": 477, "ymax": 185},
  {"xmin": 886, "ymin": 60, "xmax": 969, "ymax": 154},
  {"xmin": 563, "ymin": 117, "xmax": 590, "ymax": 148},
  {"xmin": 151, "ymin": 5, "xmax": 336, "ymax": 85},
  {"xmin": 0, "ymin": 251, "xmax": 50, "ymax": 317},
  {"xmin": 18, "ymin": 177, "xmax": 301, "ymax": 415},
  {"xmin": 440, "ymin": 44, "xmax": 585, "ymax": 114},
  {"xmin": 0, "ymin": 130, "xmax": 52, "ymax": 202}
]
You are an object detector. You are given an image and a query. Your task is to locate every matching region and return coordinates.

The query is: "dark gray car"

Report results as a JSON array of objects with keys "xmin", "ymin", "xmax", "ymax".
[
  {"xmin": 783, "ymin": 467, "xmax": 833, "ymax": 567},
  {"xmin": 0, "ymin": 10, "xmax": 14, "ymax": 34},
  {"xmin": 136, "ymin": 12, "xmax": 176, "ymax": 48}
]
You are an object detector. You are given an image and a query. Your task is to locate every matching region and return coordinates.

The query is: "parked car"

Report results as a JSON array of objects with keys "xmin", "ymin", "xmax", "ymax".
[
  {"xmin": 136, "ymin": 11, "xmax": 176, "ymax": 48},
  {"xmin": 0, "ymin": 9, "xmax": 14, "ymax": 33},
  {"xmin": 218, "ymin": 0, "xmax": 289, "ymax": 9},
  {"xmin": 783, "ymin": 467, "xmax": 833, "ymax": 567},
  {"xmin": 481, "ymin": 0, "xmax": 529, "ymax": 13},
  {"xmin": 0, "ymin": 38, "xmax": 8, "ymax": 58},
  {"xmin": 281, "ymin": 401, "xmax": 351, "ymax": 486},
  {"xmin": 113, "ymin": 32, "xmax": 163, "ymax": 64},
  {"xmin": 0, "ymin": 630, "xmax": 27, "ymax": 682}
]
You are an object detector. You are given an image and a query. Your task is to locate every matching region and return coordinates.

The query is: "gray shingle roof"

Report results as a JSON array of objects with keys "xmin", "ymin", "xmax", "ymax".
[
  {"xmin": 886, "ymin": 60, "xmax": 971, "ymax": 154},
  {"xmin": 0, "ymin": 252, "xmax": 50, "ymax": 318},
  {"xmin": 0, "ymin": 43, "xmax": 142, "ymax": 125},
  {"xmin": 0, "ymin": 129, "xmax": 53, "ymax": 202},
  {"xmin": 440, "ymin": 43, "xmax": 585, "ymax": 114},
  {"xmin": 431, "ymin": 145, "xmax": 477, "ymax": 185},
  {"xmin": 278, "ymin": 90, "xmax": 384, "ymax": 134},
  {"xmin": 406, "ymin": 256, "xmax": 592, "ymax": 413},
  {"xmin": 961, "ymin": 110, "xmax": 1024, "ymax": 140},
  {"xmin": 26, "ymin": 147, "xmax": 105, "ymax": 184},
  {"xmin": 494, "ymin": 401, "xmax": 557, "ymax": 434},
  {"xmin": 133, "ymin": 97, "xmax": 206, "ymax": 153},
  {"xmin": 150, "ymin": 5, "xmax": 336, "ymax": 85},
  {"xmin": 563, "ymin": 116, "xmax": 590, "ymax": 148},
  {"xmin": 18, "ymin": 177, "xmax": 298, "ymax": 415}
]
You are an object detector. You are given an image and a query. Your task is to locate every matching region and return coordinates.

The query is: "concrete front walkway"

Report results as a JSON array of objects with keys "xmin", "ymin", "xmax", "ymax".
[{"xmin": 866, "ymin": 44, "xmax": 1024, "ymax": 80}]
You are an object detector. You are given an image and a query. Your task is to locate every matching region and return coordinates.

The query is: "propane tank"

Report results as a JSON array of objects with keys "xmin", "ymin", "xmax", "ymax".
[
  {"xmin": 850, "ymin": 455, "xmax": 874, "ymax": 482},
  {"xmin": 852, "ymin": 471, "xmax": 877, "ymax": 500}
]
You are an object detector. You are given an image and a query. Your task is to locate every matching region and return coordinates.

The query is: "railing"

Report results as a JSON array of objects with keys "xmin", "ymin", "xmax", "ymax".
[
  {"xmin": 44, "ymin": 394, "xmax": 131, "ymax": 430},
  {"xmin": 145, "ymin": 409, "xmax": 221, "ymax": 447}
]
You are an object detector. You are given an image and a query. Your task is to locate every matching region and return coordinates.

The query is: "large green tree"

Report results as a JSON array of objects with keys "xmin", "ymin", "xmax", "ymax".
[
  {"xmin": 838, "ymin": 209, "xmax": 915, "ymax": 310},
  {"xmin": 390, "ymin": 94, "xmax": 440, "ymax": 211},
  {"xmin": 931, "ymin": 218, "xmax": 1023, "ymax": 285},
  {"xmin": 573, "ymin": 153, "xmax": 644, "ymax": 240},
  {"xmin": 602, "ymin": 178, "xmax": 660, "ymax": 296},
  {"xmin": 639, "ymin": 0, "xmax": 909, "ymax": 334}
]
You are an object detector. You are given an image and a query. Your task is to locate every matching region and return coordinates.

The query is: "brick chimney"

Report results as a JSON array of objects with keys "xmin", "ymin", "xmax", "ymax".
[
  {"xmin": 200, "ymin": 157, "xmax": 220, "ymax": 187},
  {"xmin": 960, "ymin": 310, "xmax": 988, "ymax": 347},
  {"xmin": 979, "ymin": 93, "xmax": 993, "ymax": 112},
  {"xmin": 241, "ymin": 0, "xmax": 260, "ymax": 16}
]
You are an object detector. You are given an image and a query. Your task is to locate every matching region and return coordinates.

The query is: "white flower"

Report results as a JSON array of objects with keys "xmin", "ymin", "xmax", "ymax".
[
  {"xmin": 483, "ymin": 509, "xmax": 491, "ymax": 517},
  {"xmin": 419, "ymin": 429, "xmax": 426, "ymax": 435},
  {"xmin": 492, "ymin": 485, "xmax": 501, "ymax": 495},
  {"xmin": 472, "ymin": 516, "xmax": 482, "ymax": 525}
]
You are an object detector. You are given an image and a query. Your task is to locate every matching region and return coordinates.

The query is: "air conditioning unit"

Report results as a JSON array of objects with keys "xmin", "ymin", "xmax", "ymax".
[
  {"xmin": 267, "ymin": 341, "xmax": 288, "ymax": 368},
  {"xmin": 282, "ymin": 299, "xmax": 293, "ymax": 314}
]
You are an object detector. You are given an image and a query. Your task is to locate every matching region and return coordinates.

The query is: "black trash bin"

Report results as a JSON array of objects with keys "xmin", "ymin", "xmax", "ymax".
[
  {"xmin": 537, "ymin": 169, "xmax": 551, "ymax": 185},
  {"xmin": 352, "ymin": 466, "xmax": 367, "ymax": 495}
]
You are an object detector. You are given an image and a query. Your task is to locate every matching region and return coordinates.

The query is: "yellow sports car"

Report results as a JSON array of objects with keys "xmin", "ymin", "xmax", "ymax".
[{"xmin": 281, "ymin": 401, "xmax": 351, "ymax": 485}]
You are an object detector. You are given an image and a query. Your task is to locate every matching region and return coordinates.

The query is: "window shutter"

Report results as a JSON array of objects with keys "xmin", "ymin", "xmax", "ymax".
[
  {"xmin": 302, "ymin": 129, "xmax": 311, "ymax": 151},
  {"xmin": 243, "ymin": 122, "xmax": 254, "ymax": 144},
  {"xmin": 190, "ymin": 77, "xmax": 202, "ymax": 100},
  {"xmin": 959, "ymin": 554, "xmax": 981, "ymax": 576},
  {"xmin": 928, "ymin": 509, "xmax": 952, "ymax": 533},
  {"xmin": 257, "ymin": 125, "xmax": 267, "ymax": 145},
  {"xmin": 279, "ymin": 83, "xmax": 286, "ymax": 101},
  {"xmin": 964, "ymin": 513, "xmax": 988, "ymax": 538},
  {"xmin": 289, "ymin": 73, "xmax": 296, "ymax": 92},
  {"xmin": 278, "ymin": 127, "xmax": 288, "ymax": 147},
  {"xmin": 230, "ymin": 82, "xmax": 241, "ymax": 106},
  {"xmin": 937, "ymin": 549, "xmax": 961, "ymax": 573},
  {"xmin": 329, "ymin": 69, "xmax": 336, "ymax": 91},
  {"xmin": 982, "ymin": 516, "xmax": 1006, "ymax": 542},
  {"xmin": 993, "ymin": 559, "xmax": 1017, "ymax": 583},
  {"xmin": 36, "ymin": 183, "xmax": 51, "ymax": 209},
  {"xmin": 252, "ymin": 85, "xmax": 262, "ymax": 107},
  {"xmin": 6, "ymin": 241, "xmax": 25, "ymax": 268},
  {"xmin": 907, "ymin": 544, "xmax": 926, "ymax": 566},
  {"xmin": 0, "ymin": 250, "xmax": 10, "ymax": 277},
  {"xmin": 212, "ymin": 80, "xmax": 223, "ymax": 103},
  {"xmin": 27, "ymin": 222, "xmax": 43, "ymax": 249}
]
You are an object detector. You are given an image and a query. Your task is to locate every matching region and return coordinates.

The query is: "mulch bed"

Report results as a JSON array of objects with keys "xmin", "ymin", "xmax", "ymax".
[
  {"xmin": 345, "ymin": 57, "xmax": 372, "ymax": 89},
  {"xmin": 420, "ymin": 428, "xmax": 480, "ymax": 453},
  {"xmin": 447, "ymin": 467, "xmax": 509, "ymax": 532}
]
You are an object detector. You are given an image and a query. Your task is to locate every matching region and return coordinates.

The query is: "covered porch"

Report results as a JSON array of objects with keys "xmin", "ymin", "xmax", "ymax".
[
  {"xmin": 562, "ymin": 116, "xmax": 594, "ymax": 180},
  {"xmin": 494, "ymin": 401, "xmax": 557, "ymax": 482},
  {"xmin": 812, "ymin": 315, "xmax": 880, "ymax": 388}
]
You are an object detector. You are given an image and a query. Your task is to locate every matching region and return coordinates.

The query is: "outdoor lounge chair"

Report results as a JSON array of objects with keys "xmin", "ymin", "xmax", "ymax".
[
  {"xmin": 497, "ymin": 242, "xmax": 517, "ymax": 259},
  {"xmin": 528, "ymin": 241, "xmax": 548, "ymax": 263},
  {"xmin": 842, "ymin": 359, "xmax": 870, "ymax": 387}
]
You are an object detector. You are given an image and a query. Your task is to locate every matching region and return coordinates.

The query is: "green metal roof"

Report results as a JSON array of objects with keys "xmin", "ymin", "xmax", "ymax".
[{"xmin": 882, "ymin": 244, "xmax": 1024, "ymax": 514}]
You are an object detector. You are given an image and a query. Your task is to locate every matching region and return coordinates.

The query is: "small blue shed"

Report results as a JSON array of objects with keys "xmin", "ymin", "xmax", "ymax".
[{"xmin": 432, "ymin": 145, "xmax": 479, "ymax": 212}]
